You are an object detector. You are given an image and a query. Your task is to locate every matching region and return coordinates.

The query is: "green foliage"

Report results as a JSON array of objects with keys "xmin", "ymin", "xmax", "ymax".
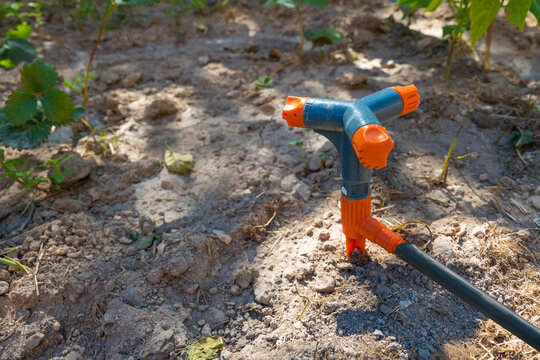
[
  {"xmin": 35, "ymin": 154, "xmax": 75, "ymax": 189},
  {"xmin": 0, "ymin": 148, "xmax": 48, "ymax": 190},
  {"xmin": 442, "ymin": 24, "xmax": 469, "ymax": 37},
  {"xmin": 0, "ymin": 60, "xmax": 86, "ymax": 150},
  {"xmin": 505, "ymin": 0, "xmax": 532, "ymax": 31},
  {"xmin": 0, "ymin": 24, "xmax": 37, "ymax": 70},
  {"xmin": 304, "ymin": 27, "xmax": 344, "ymax": 45},
  {"xmin": 530, "ymin": 0, "xmax": 540, "ymax": 22},
  {"xmin": 469, "ymin": 0, "xmax": 500, "ymax": 46},
  {"xmin": 186, "ymin": 336, "xmax": 225, "ymax": 360},
  {"xmin": 137, "ymin": 234, "xmax": 160, "ymax": 250},
  {"xmin": 510, "ymin": 127, "xmax": 534, "ymax": 148},
  {"xmin": 254, "ymin": 76, "xmax": 273, "ymax": 90},
  {"xmin": 63, "ymin": 71, "xmax": 97, "ymax": 95},
  {"xmin": 191, "ymin": 0, "xmax": 207, "ymax": 13}
]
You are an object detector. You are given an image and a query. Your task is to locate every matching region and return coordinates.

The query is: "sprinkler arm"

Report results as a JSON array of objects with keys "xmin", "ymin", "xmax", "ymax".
[{"xmin": 281, "ymin": 85, "xmax": 540, "ymax": 351}]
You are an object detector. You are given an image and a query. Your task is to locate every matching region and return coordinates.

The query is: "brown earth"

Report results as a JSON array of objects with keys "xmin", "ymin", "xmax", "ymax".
[{"xmin": 0, "ymin": 1, "xmax": 539, "ymax": 359}]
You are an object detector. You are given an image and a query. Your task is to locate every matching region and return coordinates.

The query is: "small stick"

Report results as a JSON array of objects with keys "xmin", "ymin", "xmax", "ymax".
[
  {"xmin": 294, "ymin": 285, "xmax": 310, "ymax": 322},
  {"xmin": 33, "ymin": 242, "xmax": 44, "ymax": 296},
  {"xmin": 20, "ymin": 200, "xmax": 35, "ymax": 231}
]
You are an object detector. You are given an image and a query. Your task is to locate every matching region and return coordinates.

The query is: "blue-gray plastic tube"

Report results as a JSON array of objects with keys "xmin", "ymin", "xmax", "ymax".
[{"xmin": 395, "ymin": 243, "xmax": 540, "ymax": 350}]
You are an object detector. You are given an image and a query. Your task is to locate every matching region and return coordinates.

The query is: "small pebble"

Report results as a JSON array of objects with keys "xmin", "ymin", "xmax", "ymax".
[
  {"xmin": 105, "ymin": 281, "xmax": 116, "ymax": 292},
  {"xmin": 208, "ymin": 287, "xmax": 219, "ymax": 295},
  {"xmin": 319, "ymin": 230, "xmax": 330, "ymax": 240},
  {"xmin": 0, "ymin": 281, "xmax": 9, "ymax": 295}
]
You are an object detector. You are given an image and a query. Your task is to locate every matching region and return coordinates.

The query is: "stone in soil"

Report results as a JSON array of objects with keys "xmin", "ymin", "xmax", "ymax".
[
  {"xmin": 253, "ymin": 281, "xmax": 273, "ymax": 305},
  {"xmin": 431, "ymin": 235, "xmax": 454, "ymax": 260},
  {"xmin": 214, "ymin": 230, "xmax": 232, "ymax": 245},
  {"xmin": 167, "ymin": 256, "xmax": 188, "ymax": 277},
  {"xmin": 53, "ymin": 198, "xmax": 84, "ymax": 213},
  {"xmin": 49, "ymin": 152, "xmax": 96, "ymax": 187},
  {"xmin": 292, "ymin": 182, "xmax": 311, "ymax": 201},
  {"xmin": 123, "ymin": 72, "xmax": 142, "ymax": 88},
  {"xmin": 0, "ymin": 281, "xmax": 9, "ymax": 295},
  {"xmin": 144, "ymin": 96, "xmax": 178, "ymax": 120},
  {"xmin": 234, "ymin": 268, "xmax": 257, "ymax": 289},
  {"xmin": 280, "ymin": 174, "xmax": 298, "ymax": 192},
  {"xmin": 146, "ymin": 268, "xmax": 165, "ymax": 284},
  {"xmin": 204, "ymin": 308, "xmax": 228, "ymax": 328},
  {"xmin": 24, "ymin": 332, "xmax": 44, "ymax": 352},
  {"xmin": 314, "ymin": 275, "xmax": 335, "ymax": 293},
  {"xmin": 48, "ymin": 126, "xmax": 74, "ymax": 144},
  {"xmin": 528, "ymin": 195, "xmax": 540, "ymax": 210},
  {"xmin": 319, "ymin": 230, "xmax": 330, "ymax": 240}
]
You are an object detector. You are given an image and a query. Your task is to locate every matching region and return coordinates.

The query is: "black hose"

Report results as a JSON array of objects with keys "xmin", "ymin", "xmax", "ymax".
[{"xmin": 394, "ymin": 243, "xmax": 540, "ymax": 351}]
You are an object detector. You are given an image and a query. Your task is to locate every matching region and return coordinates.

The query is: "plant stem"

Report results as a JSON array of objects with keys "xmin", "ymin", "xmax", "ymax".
[
  {"xmin": 483, "ymin": 21, "xmax": 494, "ymax": 74},
  {"xmin": 437, "ymin": 81, "xmax": 481, "ymax": 185},
  {"xmin": 295, "ymin": 6, "xmax": 304, "ymax": 61},
  {"xmin": 445, "ymin": 35, "xmax": 457, "ymax": 80},
  {"xmin": 82, "ymin": 0, "xmax": 117, "ymax": 130}
]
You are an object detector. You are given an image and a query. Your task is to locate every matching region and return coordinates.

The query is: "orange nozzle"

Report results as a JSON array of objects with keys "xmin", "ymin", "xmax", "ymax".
[
  {"xmin": 391, "ymin": 85, "xmax": 420, "ymax": 116},
  {"xmin": 282, "ymin": 96, "xmax": 308, "ymax": 128},
  {"xmin": 351, "ymin": 124, "xmax": 394, "ymax": 170}
]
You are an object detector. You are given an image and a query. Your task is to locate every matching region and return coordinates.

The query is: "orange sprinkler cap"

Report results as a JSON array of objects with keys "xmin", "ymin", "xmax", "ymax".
[
  {"xmin": 351, "ymin": 124, "xmax": 394, "ymax": 169},
  {"xmin": 282, "ymin": 96, "xmax": 308, "ymax": 128},
  {"xmin": 391, "ymin": 85, "xmax": 420, "ymax": 116}
]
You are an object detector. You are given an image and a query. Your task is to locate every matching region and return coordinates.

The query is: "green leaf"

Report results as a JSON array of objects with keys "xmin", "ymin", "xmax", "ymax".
[
  {"xmin": 21, "ymin": 60, "xmax": 59, "ymax": 94},
  {"xmin": 41, "ymin": 89, "xmax": 75, "ymax": 125},
  {"xmin": 165, "ymin": 146, "xmax": 194, "ymax": 174},
  {"xmin": 254, "ymin": 76, "xmax": 273, "ymax": 90},
  {"xmin": 396, "ymin": 0, "xmax": 431, "ymax": 9},
  {"xmin": 263, "ymin": 0, "xmax": 299, "ymax": 9},
  {"xmin": 470, "ymin": 0, "xmax": 501, "ymax": 46},
  {"xmin": 289, "ymin": 139, "xmax": 303, "ymax": 146},
  {"xmin": 304, "ymin": 27, "xmax": 344, "ymax": 45},
  {"xmin": 0, "ymin": 111, "xmax": 52, "ymax": 150},
  {"xmin": 510, "ymin": 127, "xmax": 534, "ymax": 148},
  {"xmin": 505, "ymin": 0, "xmax": 532, "ymax": 31},
  {"xmin": 186, "ymin": 336, "xmax": 225, "ymax": 360},
  {"xmin": 303, "ymin": 0, "xmax": 330, "ymax": 8},
  {"xmin": 425, "ymin": 0, "xmax": 442, "ymax": 12},
  {"xmin": 6, "ymin": 24, "xmax": 33, "ymax": 40},
  {"xmin": 54, "ymin": 172, "xmax": 64, "ymax": 184},
  {"xmin": 442, "ymin": 24, "xmax": 469, "ymax": 37},
  {"xmin": 530, "ymin": 0, "xmax": 540, "ymax": 23},
  {"xmin": 67, "ymin": 106, "xmax": 87, "ymax": 125},
  {"xmin": 4, "ymin": 89, "xmax": 37, "ymax": 126},
  {"xmin": 137, "ymin": 235, "xmax": 155, "ymax": 250},
  {"xmin": 0, "ymin": 39, "xmax": 36, "ymax": 70}
]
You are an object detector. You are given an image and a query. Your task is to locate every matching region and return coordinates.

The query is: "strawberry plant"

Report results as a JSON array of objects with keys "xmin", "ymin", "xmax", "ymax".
[
  {"xmin": 397, "ymin": 0, "xmax": 540, "ymax": 78},
  {"xmin": 0, "ymin": 60, "xmax": 86, "ymax": 150},
  {"xmin": 0, "ymin": 24, "xmax": 37, "ymax": 70},
  {"xmin": 263, "ymin": 0, "xmax": 343, "ymax": 60}
]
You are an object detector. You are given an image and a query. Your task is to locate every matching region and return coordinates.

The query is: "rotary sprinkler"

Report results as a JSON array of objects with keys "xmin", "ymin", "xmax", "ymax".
[{"xmin": 281, "ymin": 85, "xmax": 540, "ymax": 351}]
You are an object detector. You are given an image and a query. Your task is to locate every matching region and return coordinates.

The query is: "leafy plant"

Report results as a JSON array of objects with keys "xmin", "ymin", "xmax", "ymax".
[
  {"xmin": 0, "ymin": 23, "xmax": 37, "ymax": 70},
  {"xmin": 263, "ymin": 0, "xmax": 332, "ymax": 60},
  {"xmin": 35, "ymin": 154, "xmax": 75, "ymax": 189},
  {"xmin": 191, "ymin": 0, "xmax": 208, "ymax": 13},
  {"xmin": 0, "ymin": 149, "xmax": 48, "ymax": 190},
  {"xmin": 304, "ymin": 27, "xmax": 344, "ymax": 46},
  {"xmin": 0, "ymin": 149, "xmax": 76, "ymax": 191},
  {"xmin": 396, "ymin": 0, "xmax": 540, "ymax": 78},
  {"xmin": 510, "ymin": 127, "xmax": 534, "ymax": 148},
  {"xmin": 63, "ymin": 71, "xmax": 97, "ymax": 95},
  {"xmin": 254, "ymin": 76, "xmax": 273, "ymax": 91},
  {"xmin": 0, "ymin": 60, "xmax": 86, "ymax": 150}
]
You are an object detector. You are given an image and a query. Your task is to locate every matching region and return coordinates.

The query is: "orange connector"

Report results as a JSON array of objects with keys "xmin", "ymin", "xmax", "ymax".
[
  {"xmin": 351, "ymin": 124, "xmax": 394, "ymax": 169},
  {"xmin": 341, "ymin": 194, "xmax": 405, "ymax": 258},
  {"xmin": 391, "ymin": 85, "xmax": 420, "ymax": 116},
  {"xmin": 282, "ymin": 96, "xmax": 308, "ymax": 128}
]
